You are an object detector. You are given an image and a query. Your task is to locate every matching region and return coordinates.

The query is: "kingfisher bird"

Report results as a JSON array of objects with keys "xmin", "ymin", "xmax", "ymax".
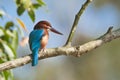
[{"xmin": 29, "ymin": 21, "xmax": 63, "ymax": 66}]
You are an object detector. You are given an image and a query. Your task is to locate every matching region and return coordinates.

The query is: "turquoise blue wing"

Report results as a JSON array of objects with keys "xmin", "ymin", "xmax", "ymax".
[
  {"xmin": 29, "ymin": 30, "xmax": 44, "ymax": 50},
  {"xmin": 29, "ymin": 29, "xmax": 44, "ymax": 66}
]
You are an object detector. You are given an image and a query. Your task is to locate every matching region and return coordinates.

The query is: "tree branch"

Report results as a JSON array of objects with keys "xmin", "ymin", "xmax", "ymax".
[
  {"xmin": 0, "ymin": 27, "xmax": 120, "ymax": 71},
  {"xmin": 65, "ymin": 0, "xmax": 92, "ymax": 46},
  {"xmin": 0, "ymin": 0, "xmax": 120, "ymax": 72}
]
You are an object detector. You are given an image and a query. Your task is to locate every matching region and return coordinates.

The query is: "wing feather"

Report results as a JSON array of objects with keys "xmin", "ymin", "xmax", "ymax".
[{"xmin": 29, "ymin": 30, "xmax": 44, "ymax": 50}]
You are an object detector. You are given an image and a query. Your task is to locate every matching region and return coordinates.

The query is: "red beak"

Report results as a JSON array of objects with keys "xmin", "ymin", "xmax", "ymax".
[{"xmin": 50, "ymin": 27, "xmax": 63, "ymax": 35}]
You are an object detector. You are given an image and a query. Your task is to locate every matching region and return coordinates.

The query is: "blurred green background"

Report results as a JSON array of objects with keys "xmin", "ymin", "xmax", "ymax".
[{"xmin": 0, "ymin": 0, "xmax": 120, "ymax": 80}]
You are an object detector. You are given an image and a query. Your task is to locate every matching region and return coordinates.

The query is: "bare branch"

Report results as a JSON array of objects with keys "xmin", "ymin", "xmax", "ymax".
[
  {"xmin": 0, "ymin": 27, "xmax": 120, "ymax": 72},
  {"xmin": 65, "ymin": 0, "xmax": 92, "ymax": 46}
]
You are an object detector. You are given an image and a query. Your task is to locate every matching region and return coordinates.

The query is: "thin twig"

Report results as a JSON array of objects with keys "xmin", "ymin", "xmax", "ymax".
[
  {"xmin": 0, "ymin": 27, "xmax": 120, "ymax": 71},
  {"xmin": 65, "ymin": 0, "xmax": 92, "ymax": 46}
]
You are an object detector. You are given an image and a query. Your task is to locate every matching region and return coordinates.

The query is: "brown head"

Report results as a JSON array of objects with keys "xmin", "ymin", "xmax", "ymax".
[{"xmin": 34, "ymin": 21, "xmax": 63, "ymax": 35}]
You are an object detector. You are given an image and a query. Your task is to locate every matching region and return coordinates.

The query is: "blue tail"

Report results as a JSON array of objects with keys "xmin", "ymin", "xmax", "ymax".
[{"xmin": 32, "ymin": 48, "xmax": 39, "ymax": 66}]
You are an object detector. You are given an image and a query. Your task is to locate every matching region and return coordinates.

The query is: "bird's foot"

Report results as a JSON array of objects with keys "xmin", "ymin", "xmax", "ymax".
[{"xmin": 39, "ymin": 48, "xmax": 46, "ymax": 56}]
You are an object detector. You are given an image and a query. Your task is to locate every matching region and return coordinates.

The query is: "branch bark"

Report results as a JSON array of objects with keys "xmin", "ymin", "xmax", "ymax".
[
  {"xmin": 65, "ymin": 0, "xmax": 92, "ymax": 46},
  {"xmin": 0, "ymin": 27, "xmax": 120, "ymax": 71}
]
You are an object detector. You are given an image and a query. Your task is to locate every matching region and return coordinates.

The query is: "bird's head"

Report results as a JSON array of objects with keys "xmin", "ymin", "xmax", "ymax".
[{"xmin": 34, "ymin": 21, "xmax": 63, "ymax": 35}]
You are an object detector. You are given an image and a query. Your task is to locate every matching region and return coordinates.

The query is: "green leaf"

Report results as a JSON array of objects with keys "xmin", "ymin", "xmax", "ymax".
[
  {"xmin": 5, "ymin": 21, "xmax": 14, "ymax": 30},
  {"xmin": 0, "ymin": 14, "xmax": 3, "ymax": 18},
  {"xmin": 17, "ymin": 4, "xmax": 25, "ymax": 16},
  {"xmin": 23, "ymin": 0, "xmax": 32, "ymax": 9},
  {"xmin": 6, "ymin": 30, "xmax": 15, "ymax": 37},
  {"xmin": 2, "ymin": 70, "xmax": 14, "ymax": 80},
  {"xmin": 0, "ymin": 53, "xmax": 7, "ymax": 63},
  {"xmin": 0, "ymin": 10, "xmax": 5, "ymax": 18},
  {"xmin": 0, "ymin": 48, "xmax": 8, "ymax": 63},
  {"xmin": 3, "ymin": 71, "xmax": 10, "ymax": 80},
  {"xmin": 28, "ymin": 9, "xmax": 35, "ymax": 22},
  {"xmin": 0, "ymin": 27, "xmax": 5, "ymax": 37},
  {"xmin": 16, "ymin": 0, "xmax": 21, "ymax": 5},
  {"xmin": 37, "ymin": 0, "xmax": 46, "ymax": 5},
  {"xmin": 0, "ymin": 72, "xmax": 6, "ymax": 80},
  {"xmin": 1, "ymin": 41, "xmax": 16, "ymax": 60},
  {"xmin": 11, "ymin": 30, "xmax": 18, "ymax": 51},
  {"xmin": 33, "ymin": 3, "xmax": 41, "ymax": 9},
  {"xmin": 3, "ymin": 30, "xmax": 18, "ymax": 57}
]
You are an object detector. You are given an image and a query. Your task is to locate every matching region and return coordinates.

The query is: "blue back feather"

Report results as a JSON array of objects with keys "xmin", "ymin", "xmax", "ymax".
[{"xmin": 29, "ymin": 30, "xmax": 44, "ymax": 66}]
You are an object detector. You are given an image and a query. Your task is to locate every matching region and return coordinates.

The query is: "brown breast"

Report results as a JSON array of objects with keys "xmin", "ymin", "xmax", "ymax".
[{"xmin": 40, "ymin": 29, "xmax": 49, "ymax": 49}]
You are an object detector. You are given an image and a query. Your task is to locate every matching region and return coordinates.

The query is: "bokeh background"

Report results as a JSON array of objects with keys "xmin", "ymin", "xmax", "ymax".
[{"xmin": 0, "ymin": 0, "xmax": 120, "ymax": 80}]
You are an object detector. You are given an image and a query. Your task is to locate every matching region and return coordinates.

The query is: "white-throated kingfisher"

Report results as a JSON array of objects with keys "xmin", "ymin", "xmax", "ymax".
[{"xmin": 29, "ymin": 21, "xmax": 63, "ymax": 66}]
